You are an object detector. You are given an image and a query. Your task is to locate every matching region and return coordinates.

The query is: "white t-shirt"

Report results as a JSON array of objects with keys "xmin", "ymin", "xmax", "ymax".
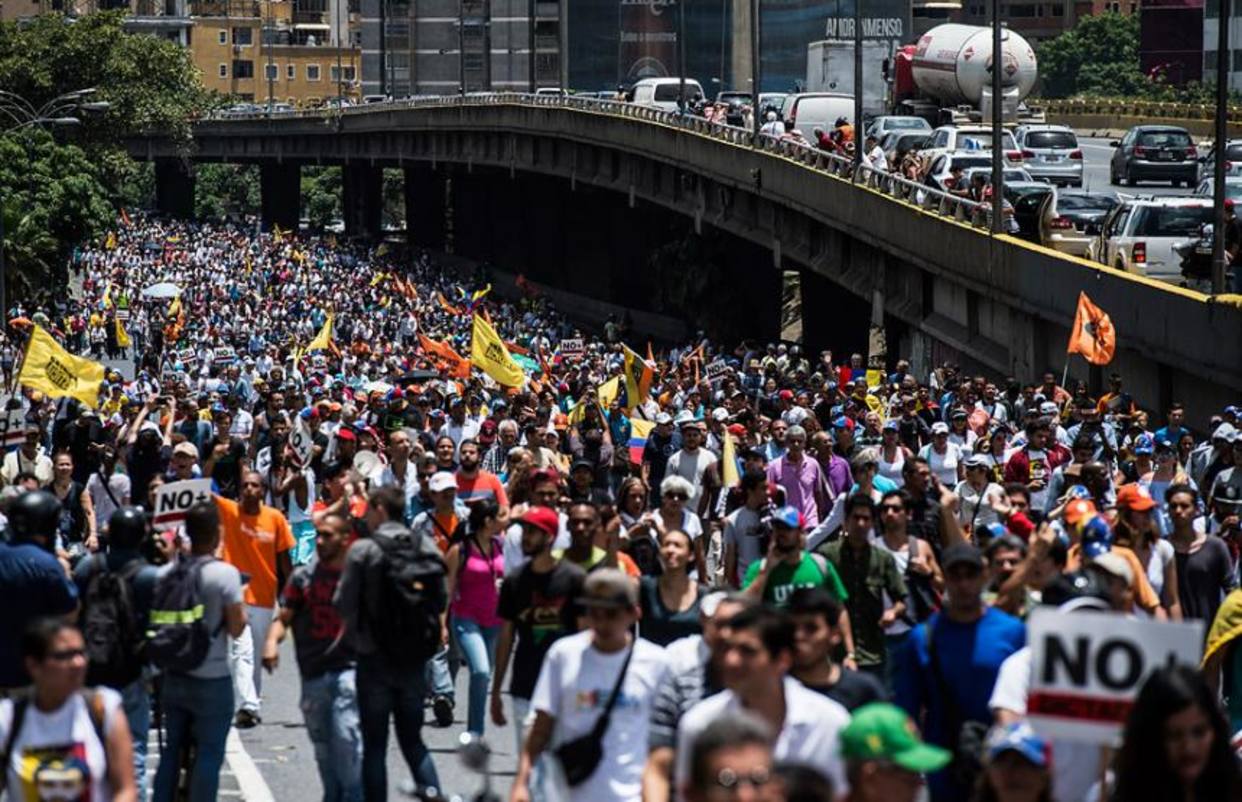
[
  {"xmin": 920, "ymin": 442, "xmax": 963, "ymax": 486},
  {"xmin": 989, "ymin": 646, "xmax": 1104, "ymax": 802},
  {"xmin": 531, "ymin": 631, "xmax": 670, "ymax": 802},
  {"xmin": 675, "ymin": 677, "xmax": 850, "ymax": 798},
  {"xmin": 0, "ymin": 689, "xmax": 122, "ymax": 802},
  {"xmin": 86, "ymin": 472, "xmax": 132, "ymax": 529}
]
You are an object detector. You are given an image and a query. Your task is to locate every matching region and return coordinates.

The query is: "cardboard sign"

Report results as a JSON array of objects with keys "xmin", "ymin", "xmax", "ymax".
[
  {"xmin": 115, "ymin": 309, "xmax": 130, "ymax": 322},
  {"xmin": 152, "ymin": 478, "xmax": 214, "ymax": 531},
  {"xmin": 705, "ymin": 358, "xmax": 731, "ymax": 382},
  {"xmin": 0, "ymin": 404, "xmax": 27, "ymax": 449},
  {"xmin": 1027, "ymin": 607, "xmax": 1204, "ymax": 745},
  {"xmin": 561, "ymin": 338, "xmax": 584, "ymax": 358},
  {"xmin": 213, "ymin": 346, "xmax": 236, "ymax": 367},
  {"xmin": 176, "ymin": 347, "xmax": 197, "ymax": 366},
  {"xmin": 290, "ymin": 417, "xmax": 314, "ymax": 466}
]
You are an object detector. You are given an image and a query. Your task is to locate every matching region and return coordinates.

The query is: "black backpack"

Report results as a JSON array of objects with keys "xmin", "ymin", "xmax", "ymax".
[
  {"xmin": 81, "ymin": 555, "xmax": 147, "ymax": 689},
  {"xmin": 368, "ymin": 531, "xmax": 446, "ymax": 669},
  {"xmin": 146, "ymin": 554, "xmax": 218, "ymax": 673}
]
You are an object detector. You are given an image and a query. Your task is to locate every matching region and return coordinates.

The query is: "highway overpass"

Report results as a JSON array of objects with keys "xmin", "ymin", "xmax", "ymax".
[{"xmin": 128, "ymin": 94, "xmax": 1242, "ymax": 421}]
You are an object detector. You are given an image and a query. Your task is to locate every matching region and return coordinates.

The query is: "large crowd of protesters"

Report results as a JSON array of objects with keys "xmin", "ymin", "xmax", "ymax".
[{"xmin": 0, "ymin": 212, "xmax": 1239, "ymax": 802}]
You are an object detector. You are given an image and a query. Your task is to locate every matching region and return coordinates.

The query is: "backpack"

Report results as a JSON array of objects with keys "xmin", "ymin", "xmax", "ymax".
[
  {"xmin": 0, "ymin": 690, "xmax": 108, "ymax": 796},
  {"xmin": 81, "ymin": 555, "xmax": 147, "ymax": 689},
  {"xmin": 368, "ymin": 531, "xmax": 446, "ymax": 669},
  {"xmin": 146, "ymin": 554, "xmax": 218, "ymax": 673}
]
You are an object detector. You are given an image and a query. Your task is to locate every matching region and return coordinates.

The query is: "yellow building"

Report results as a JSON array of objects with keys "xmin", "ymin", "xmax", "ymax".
[{"xmin": 190, "ymin": 0, "xmax": 359, "ymax": 106}]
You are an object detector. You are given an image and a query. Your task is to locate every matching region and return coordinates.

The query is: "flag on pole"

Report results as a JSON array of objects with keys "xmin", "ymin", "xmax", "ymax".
[
  {"xmin": 307, "ymin": 314, "xmax": 334, "ymax": 352},
  {"xmin": 621, "ymin": 345, "xmax": 654, "ymax": 413},
  {"xmin": 721, "ymin": 428, "xmax": 740, "ymax": 488},
  {"xmin": 119, "ymin": 207, "xmax": 131, "ymax": 227},
  {"xmin": 628, "ymin": 418, "xmax": 655, "ymax": 464},
  {"xmin": 1067, "ymin": 292, "xmax": 1116, "ymax": 366},
  {"xmin": 115, "ymin": 318, "xmax": 131, "ymax": 349},
  {"xmin": 470, "ymin": 313, "xmax": 525, "ymax": 386},
  {"xmin": 17, "ymin": 325, "xmax": 105, "ymax": 408}
]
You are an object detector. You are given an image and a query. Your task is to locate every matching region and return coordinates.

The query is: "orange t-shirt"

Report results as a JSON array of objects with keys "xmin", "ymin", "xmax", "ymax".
[
  {"xmin": 430, "ymin": 511, "xmax": 460, "ymax": 553},
  {"xmin": 216, "ymin": 496, "xmax": 296, "ymax": 608}
]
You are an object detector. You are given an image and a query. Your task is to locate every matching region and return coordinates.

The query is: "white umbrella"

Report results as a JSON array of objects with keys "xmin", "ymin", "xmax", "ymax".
[{"xmin": 141, "ymin": 282, "xmax": 181, "ymax": 299}]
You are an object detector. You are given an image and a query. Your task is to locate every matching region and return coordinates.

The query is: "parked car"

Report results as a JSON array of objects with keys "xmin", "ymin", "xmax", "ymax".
[
  {"xmin": 1193, "ymin": 176, "xmax": 1242, "ymax": 200},
  {"xmin": 1087, "ymin": 196, "xmax": 1213, "ymax": 280},
  {"xmin": 1039, "ymin": 191, "xmax": 1120, "ymax": 257},
  {"xmin": 1196, "ymin": 139, "xmax": 1242, "ymax": 181},
  {"xmin": 959, "ymin": 167, "xmax": 1037, "ymax": 184},
  {"xmin": 865, "ymin": 115, "xmax": 932, "ymax": 140},
  {"xmin": 1014, "ymin": 124, "xmax": 1083, "ymax": 187},
  {"xmin": 923, "ymin": 152, "xmax": 999, "ymax": 191},
  {"xmin": 1109, "ymin": 125, "xmax": 1198, "ymax": 187},
  {"xmin": 918, "ymin": 126, "xmax": 1022, "ymax": 176},
  {"xmin": 631, "ymin": 77, "xmax": 704, "ymax": 112}
]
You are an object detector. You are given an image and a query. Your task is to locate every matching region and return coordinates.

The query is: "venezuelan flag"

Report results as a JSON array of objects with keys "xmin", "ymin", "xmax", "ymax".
[{"xmin": 628, "ymin": 418, "xmax": 655, "ymax": 465}]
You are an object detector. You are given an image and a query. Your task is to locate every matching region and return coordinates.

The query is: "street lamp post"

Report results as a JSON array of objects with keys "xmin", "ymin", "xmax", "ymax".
[
  {"xmin": 1212, "ymin": 0, "xmax": 1231, "ymax": 293},
  {"xmin": 678, "ymin": 0, "xmax": 687, "ymax": 113},
  {"xmin": 750, "ymin": 0, "xmax": 760, "ymax": 146},
  {"xmin": 990, "ymin": 0, "xmax": 1003, "ymax": 235}
]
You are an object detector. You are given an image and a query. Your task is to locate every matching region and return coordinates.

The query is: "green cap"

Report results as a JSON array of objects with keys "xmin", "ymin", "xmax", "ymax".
[{"xmin": 839, "ymin": 703, "xmax": 952, "ymax": 774}]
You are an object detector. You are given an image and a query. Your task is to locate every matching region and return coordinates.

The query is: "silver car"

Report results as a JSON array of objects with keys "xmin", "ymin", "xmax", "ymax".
[{"xmin": 1015, "ymin": 125, "xmax": 1083, "ymax": 187}]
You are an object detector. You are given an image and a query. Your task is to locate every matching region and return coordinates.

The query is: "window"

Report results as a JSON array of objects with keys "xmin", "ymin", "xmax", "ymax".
[
  {"xmin": 218, "ymin": 63, "xmax": 228, "ymax": 78},
  {"xmin": 232, "ymin": 26, "xmax": 253, "ymax": 45},
  {"xmin": 233, "ymin": 59, "xmax": 255, "ymax": 78},
  {"xmin": 330, "ymin": 65, "xmax": 357, "ymax": 82},
  {"xmin": 217, "ymin": 30, "xmax": 227, "ymax": 44},
  {"xmin": 265, "ymin": 63, "xmax": 278, "ymax": 80},
  {"xmin": 287, "ymin": 64, "xmax": 295, "ymax": 79},
  {"xmin": 1051, "ymin": 3, "xmax": 1064, "ymax": 15},
  {"xmin": 307, "ymin": 64, "xmax": 321, "ymax": 81}
]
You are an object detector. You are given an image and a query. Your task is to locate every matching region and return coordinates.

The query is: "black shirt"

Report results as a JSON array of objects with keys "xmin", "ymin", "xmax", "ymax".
[
  {"xmin": 496, "ymin": 560, "xmax": 585, "ymax": 699},
  {"xmin": 638, "ymin": 576, "xmax": 703, "ymax": 647},
  {"xmin": 210, "ymin": 437, "xmax": 248, "ymax": 500},
  {"xmin": 282, "ymin": 563, "xmax": 355, "ymax": 679},
  {"xmin": 805, "ymin": 668, "xmax": 888, "ymax": 711}
]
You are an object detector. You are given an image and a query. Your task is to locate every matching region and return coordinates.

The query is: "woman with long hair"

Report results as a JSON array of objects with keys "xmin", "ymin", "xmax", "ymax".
[
  {"xmin": 1113, "ymin": 665, "xmax": 1242, "ymax": 802},
  {"xmin": 616, "ymin": 476, "xmax": 660, "ymax": 575},
  {"xmin": 503, "ymin": 447, "xmax": 534, "ymax": 506},
  {"xmin": 0, "ymin": 619, "xmax": 137, "ymax": 801},
  {"xmin": 444, "ymin": 498, "xmax": 507, "ymax": 736},
  {"xmin": 49, "ymin": 450, "xmax": 96, "ymax": 561},
  {"xmin": 1112, "ymin": 485, "xmax": 1182, "ymax": 620},
  {"xmin": 970, "ymin": 722, "xmax": 1053, "ymax": 802},
  {"xmin": 638, "ymin": 529, "xmax": 703, "ymax": 646},
  {"xmin": 877, "ymin": 421, "xmax": 910, "ymax": 488}
]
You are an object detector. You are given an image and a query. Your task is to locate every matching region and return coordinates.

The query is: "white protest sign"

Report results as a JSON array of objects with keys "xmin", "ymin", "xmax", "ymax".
[
  {"xmin": 705, "ymin": 358, "xmax": 731, "ymax": 383},
  {"xmin": 290, "ymin": 416, "xmax": 314, "ymax": 466},
  {"xmin": 0, "ymin": 404, "xmax": 26, "ymax": 449},
  {"xmin": 152, "ymin": 478, "xmax": 214, "ymax": 531},
  {"xmin": 177, "ymin": 347, "xmax": 197, "ymax": 366},
  {"xmin": 1027, "ymin": 607, "xmax": 1204, "ymax": 745},
  {"xmin": 561, "ymin": 338, "xmax": 584, "ymax": 358},
  {"xmin": 213, "ymin": 346, "xmax": 236, "ymax": 367}
]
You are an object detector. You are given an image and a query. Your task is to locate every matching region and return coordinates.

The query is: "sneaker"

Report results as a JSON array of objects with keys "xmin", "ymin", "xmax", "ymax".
[
  {"xmin": 431, "ymin": 695, "xmax": 454, "ymax": 727},
  {"xmin": 234, "ymin": 710, "xmax": 261, "ymax": 729}
]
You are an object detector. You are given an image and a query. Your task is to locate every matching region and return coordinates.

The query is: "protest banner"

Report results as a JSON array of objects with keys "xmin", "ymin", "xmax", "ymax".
[
  {"xmin": 0, "ymin": 404, "xmax": 26, "ymax": 448},
  {"xmin": 705, "ymin": 358, "xmax": 731, "ymax": 383},
  {"xmin": 152, "ymin": 478, "xmax": 214, "ymax": 531},
  {"xmin": 1027, "ymin": 607, "xmax": 1204, "ymax": 744},
  {"xmin": 561, "ymin": 338, "xmax": 584, "ymax": 358},
  {"xmin": 290, "ymin": 417, "xmax": 315, "ymax": 466}
]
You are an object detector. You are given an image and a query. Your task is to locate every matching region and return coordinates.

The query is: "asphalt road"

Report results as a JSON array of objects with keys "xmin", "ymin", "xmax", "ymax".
[{"xmin": 1077, "ymin": 136, "xmax": 1198, "ymax": 198}]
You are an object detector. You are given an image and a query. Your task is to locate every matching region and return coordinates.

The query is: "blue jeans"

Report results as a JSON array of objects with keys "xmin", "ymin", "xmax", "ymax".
[
  {"xmin": 425, "ymin": 643, "xmax": 456, "ymax": 702},
  {"xmin": 121, "ymin": 678, "xmax": 151, "ymax": 802},
  {"xmin": 357, "ymin": 654, "xmax": 441, "ymax": 800},
  {"xmin": 152, "ymin": 674, "xmax": 234, "ymax": 802},
  {"xmin": 451, "ymin": 618, "xmax": 499, "ymax": 735},
  {"xmin": 301, "ymin": 668, "xmax": 363, "ymax": 802},
  {"xmin": 885, "ymin": 631, "xmax": 912, "ymax": 696}
]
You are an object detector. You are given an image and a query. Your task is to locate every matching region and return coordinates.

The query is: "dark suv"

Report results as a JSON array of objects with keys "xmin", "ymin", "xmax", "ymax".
[{"xmin": 1109, "ymin": 125, "xmax": 1198, "ymax": 187}]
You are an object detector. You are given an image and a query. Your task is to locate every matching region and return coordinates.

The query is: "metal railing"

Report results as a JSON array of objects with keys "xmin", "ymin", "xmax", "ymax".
[{"xmin": 205, "ymin": 92, "xmax": 993, "ymax": 230}]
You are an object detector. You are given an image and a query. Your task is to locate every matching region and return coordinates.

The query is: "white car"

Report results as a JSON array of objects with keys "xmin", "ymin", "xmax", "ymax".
[
  {"xmin": 865, "ymin": 115, "xmax": 932, "ymax": 140},
  {"xmin": 1087, "ymin": 196, "xmax": 1214, "ymax": 280},
  {"xmin": 1193, "ymin": 176, "xmax": 1242, "ymax": 201},
  {"xmin": 918, "ymin": 125, "xmax": 1022, "ymax": 176}
]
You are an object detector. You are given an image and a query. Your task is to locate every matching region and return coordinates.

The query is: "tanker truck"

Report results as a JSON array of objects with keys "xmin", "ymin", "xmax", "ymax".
[{"xmin": 889, "ymin": 24, "xmax": 1043, "ymax": 126}]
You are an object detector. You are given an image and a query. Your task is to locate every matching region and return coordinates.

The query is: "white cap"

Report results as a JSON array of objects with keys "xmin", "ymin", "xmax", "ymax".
[
  {"xmin": 428, "ymin": 472, "xmax": 457, "ymax": 493},
  {"xmin": 711, "ymin": 407, "xmax": 729, "ymax": 422},
  {"xmin": 655, "ymin": 412, "xmax": 673, "ymax": 425},
  {"xmin": 931, "ymin": 422, "xmax": 950, "ymax": 435},
  {"xmin": 1039, "ymin": 401, "xmax": 1059, "ymax": 415}
]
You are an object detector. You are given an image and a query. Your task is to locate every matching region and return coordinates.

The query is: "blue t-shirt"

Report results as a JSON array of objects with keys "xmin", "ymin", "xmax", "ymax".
[
  {"xmin": 0, "ymin": 542, "xmax": 79, "ymax": 687},
  {"xmin": 895, "ymin": 607, "xmax": 1026, "ymax": 800}
]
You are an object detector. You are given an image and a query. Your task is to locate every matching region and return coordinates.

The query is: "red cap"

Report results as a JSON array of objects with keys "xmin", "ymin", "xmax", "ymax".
[
  {"xmin": 778, "ymin": 389, "xmax": 794, "ymax": 400},
  {"xmin": 335, "ymin": 427, "xmax": 357, "ymax": 442},
  {"xmin": 727, "ymin": 423, "xmax": 747, "ymax": 437},
  {"xmin": 519, "ymin": 506, "xmax": 559, "ymax": 536},
  {"xmin": 1116, "ymin": 484, "xmax": 1157, "ymax": 512}
]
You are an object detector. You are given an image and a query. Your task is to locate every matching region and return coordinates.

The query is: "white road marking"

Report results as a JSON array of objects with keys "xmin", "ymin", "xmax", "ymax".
[{"xmin": 226, "ymin": 728, "xmax": 276, "ymax": 802}]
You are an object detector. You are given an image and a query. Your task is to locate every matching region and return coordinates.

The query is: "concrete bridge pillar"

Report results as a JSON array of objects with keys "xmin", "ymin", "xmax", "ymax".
[
  {"xmin": 800, "ymin": 268, "xmax": 870, "ymax": 361},
  {"xmin": 154, "ymin": 159, "xmax": 195, "ymax": 220},
  {"xmin": 342, "ymin": 164, "xmax": 383, "ymax": 240},
  {"xmin": 259, "ymin": 163, "xmax": 301, "ymax": 233},
  {"xmin": 404, "ymin": 163, "xmax": 446, "ymax": 251}
]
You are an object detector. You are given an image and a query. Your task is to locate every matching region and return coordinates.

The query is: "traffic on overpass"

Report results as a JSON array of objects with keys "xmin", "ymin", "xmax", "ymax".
[{"xmin": 4, "ymin": 5, "xmax": 1242, "ymax": 802}]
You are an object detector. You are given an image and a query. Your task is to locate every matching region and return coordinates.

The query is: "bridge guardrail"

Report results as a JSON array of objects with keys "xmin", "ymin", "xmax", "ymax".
[{"xmin": 207, "ymin": 93, "xmax": 993, "ymax": 231}]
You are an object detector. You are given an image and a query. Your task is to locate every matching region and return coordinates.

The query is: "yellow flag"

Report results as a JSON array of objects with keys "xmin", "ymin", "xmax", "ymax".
[
  {"xmin": 18, "ymin": 324, "xmax": 105, "ymax": 407},
  {"xmin": 721, "ymin": 429, "xmax": 740, "ymax": 488},
  {"xmin": 104, "ymin": 232, "xmax": 117, "ymax": 250},
  {"xmin": 307, "ymin": 314, "xmax": 333, "ymax": 352},
  {"xmin": 470, "ymin": 313, "xmax": 524, "ymax": 387},
  {"xmin": 167, "ymin": 295, "xmax": 182, "ymax": 320},
  {"xmin": 115, "ymin": 318, "xmax": 131, "ymax": 348}
]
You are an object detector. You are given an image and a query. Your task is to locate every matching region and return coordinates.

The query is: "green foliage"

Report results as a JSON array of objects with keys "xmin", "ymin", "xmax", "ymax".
[
  {"xmin": 1038, "ymin": 13, "xmax": 1143, "ymax": 98},
  {"xmin": 302, "ymin": 167, "xmax": 342, "ymax": 230},
  {"xmin": 382, "ymin": 168, "xmax": 405, "ymax": 230},
  {"xmin": 195, "ymin": 164, "xmax": 260, "ymax": 221},
  {"xmin": 0, "ymin": 130, "xmax": 113, "ymax": 300}
]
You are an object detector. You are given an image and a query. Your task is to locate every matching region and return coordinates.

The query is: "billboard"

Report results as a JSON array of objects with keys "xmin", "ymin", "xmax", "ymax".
[{"xmin": 759, "ymin": 0, "xmax": 910, "ymax": 92}]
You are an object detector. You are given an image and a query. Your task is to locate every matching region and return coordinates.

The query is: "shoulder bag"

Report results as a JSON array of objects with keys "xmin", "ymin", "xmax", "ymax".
[{"xmin": 555, "ymin": 643, "xmax": 635, "ymax": 787}]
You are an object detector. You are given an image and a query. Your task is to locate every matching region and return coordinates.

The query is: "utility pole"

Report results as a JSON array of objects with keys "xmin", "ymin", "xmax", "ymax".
[
  {"xmin": 378, "ymin": 0, "xmax": 387, "ymax": 96},
  {"xmin": 528, "ymin": 0, "xmax": 536, "ymax": 91},
  {"xmin": 678, "ymin": 0, "xmax": 687, "ymax": 113},
  {"xmin": 852, "ymin": 0, "xmax": 861, "ymax": 180},
  {"xmin": 750, "ymin": 0, "xmax": 760, "ymax": 145},
  {"xmin": 1213, "ymin": 0, "xmax": 1231, "ymax": 293},
  {"xmin": 266, "ymin": 0, "xmax": 275, "ymax": 110},
  {"xmin": 990, "ymin": 0, "xmax": 1003, "ymax": 235}
]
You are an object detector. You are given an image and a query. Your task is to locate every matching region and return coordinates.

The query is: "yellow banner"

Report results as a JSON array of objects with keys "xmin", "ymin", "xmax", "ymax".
[
  {"xmin": 307, "ymin": 314, "xmax": 333, "ymax": 352},
  {"xmin": 470, "ymin": 313, "xmax": 524, "ymax": 387},
  {"xmin": 18, "ymin": 324, "xmax": 105, "ymax": 407}
]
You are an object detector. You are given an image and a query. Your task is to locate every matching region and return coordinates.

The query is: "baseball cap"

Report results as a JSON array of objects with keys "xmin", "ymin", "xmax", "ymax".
[
  {"xmin": 883, "ymin": 419, "xmax": 899, "ymax": 431},
  {"xmin": 839, "ymin": 703, "xmax": 951, "ymax": 773},
  {"xmin": 832, "ymin": 416, "xmax": 855, "ymax": 431},
  {"xmin": 931, "ymin": 422, "xmax": 950, "ymax": 435},
  {"xmin": 479, "ymin": 419, "xmax": 498, "ymax": 438},
  {"xmin": 428, "ymin": 472, "xmax": 457, "ymax": 494},
  {"xmin": 771, "ymin": 505, "xmax": 803, "ymax": 529},
  {"xmin": 674, "ymin": 410, "xmax": 697, "ymax": 428},
  {"xmin": 711, "ymin": 407, "xmax": 729, "ymax": 422},
  {"xmin": 655, "ymin": 412, "xmax": 673, "ymax": 425},
  {"xmin": 519, "ymin": 506, "xmax": 560, "ymax": 536},
  {"xmin": 963, "ymin": 453, "xmax": 990, "ymax": 469},
  {"xmin": 335, "ymin": 427, "xmax": 357, "ymax": 442},
  {"xmin": 727, "ymin": 423, "xmax": 747, "ymax": 437},
  {"xmin": 577, "ymin": 568, "xmax": 639, "ymax": 609},
  {"xmin": 570, "ymin": 458, "xmax": 595, "ymax": 474},
  {"xmin": 1039, "ymin": 401, "xmax": 1059, "ymax": 416},
  {"xmin": 778, "ymin": 389, "xmax": 794, "ymax": 401},
  {"xmin": 172, "ymin": 442, "xmax": 199, "ymax": 459},
  {"xmin": 986, "ymin": 722, "xmax": 1050, "ymax": 768},
  {"xmin": 1116, "ymin": 484, "xmax": 1157, "ymax": 512},
  {"xmin": 1088, "ymin": 550, "xmax": 1134, "ymax": 586},
  {"xmin": 1080, "ymin": 515, "xmax": 1114, "ymax": 559},
  {"xmin": 1062, "ymin": 498, "xmax": 1097, "ymax": 526},
  {"xmin": 950, "ymin": 408, "xmax": 968, "ymax": 420},
  {"xmin": 942, "ymin": 544, "xmax": 984, "ymax": 571},
  {"xmin": 1214, "ymin": 423, "xmax": 1239, "ymax": 443},
  {"xmin": 1132, "ymin": 434, "xmax": 1154, "ymax": 455}
]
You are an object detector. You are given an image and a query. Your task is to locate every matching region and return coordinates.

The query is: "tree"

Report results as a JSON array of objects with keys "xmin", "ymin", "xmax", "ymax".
[
  {"xmin": 195, "ymin": 164, "xmax": 260, "ymax": 221},
  {"xmin": 1037, "ymin": 13, "xmax": 1144, "ymax": 98},
  {"xmin": 302, "ymin": 167, "xmax": 342, "ymax": 230}
]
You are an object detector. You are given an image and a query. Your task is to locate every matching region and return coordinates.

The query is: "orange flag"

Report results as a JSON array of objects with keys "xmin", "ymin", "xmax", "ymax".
[
  {"xmin": 1067, "ymin": 292, "xmax": 1116, "ymax": 366},
  {"xmin": 437, "ymin": 292, "xmax": 463, "ymax": 316},
  {"xmin": 419, "ymin": 334, "xmax": 471, "ymax": 378}
]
